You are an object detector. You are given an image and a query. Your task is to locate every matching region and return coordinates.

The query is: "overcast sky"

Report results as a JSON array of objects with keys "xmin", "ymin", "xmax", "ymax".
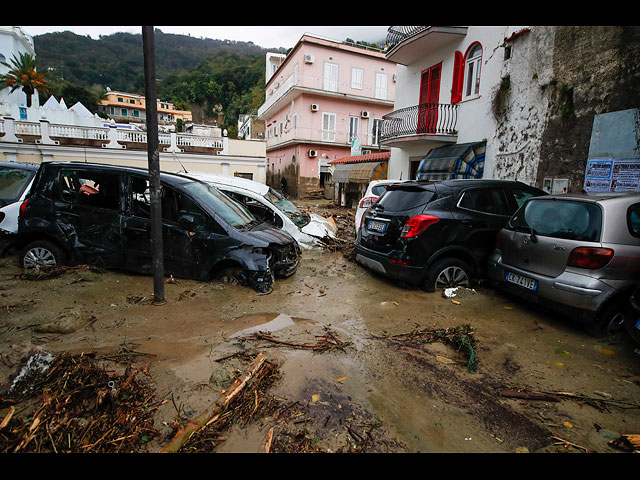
[{"xmin": 21, "ymin": 26, "xmax": 390, "ymax": 50}]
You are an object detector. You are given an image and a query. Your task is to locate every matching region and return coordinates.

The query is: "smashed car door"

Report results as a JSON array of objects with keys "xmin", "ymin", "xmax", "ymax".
[{"xmin": 55, "ymin": 168, "xmax": 124, "ymax": 266}]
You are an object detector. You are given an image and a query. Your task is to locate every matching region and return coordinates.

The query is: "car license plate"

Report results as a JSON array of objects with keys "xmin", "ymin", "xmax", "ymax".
[
  {"xmin": 505, "ymin": 271, "xmax": 538, "ymax": 291},
  {"xmin": 367, "ymin": 220, "xmax": 387, "ymax": 233}
]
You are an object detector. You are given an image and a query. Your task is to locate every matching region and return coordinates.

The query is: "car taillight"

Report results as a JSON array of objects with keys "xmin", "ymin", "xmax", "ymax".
[
  {"xmin": 567, "ymin": 247, "xmax": 614, "ymax": 270},
  {"xmin": 495, "ymin": 231, "xmax": 502, "ymax": 250},
  {"xmin": 18, "ymin": 199, "xmax": 28, "ymax": 222},
  {"xmin": 359, "ymin": 196, "xmax": 377, "ymax": 209},
  {"xmin": 400, "ymin": 214, "xmax": 439, "ymax": 238}
]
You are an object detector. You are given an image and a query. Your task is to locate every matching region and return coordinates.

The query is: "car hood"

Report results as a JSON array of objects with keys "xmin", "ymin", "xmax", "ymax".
[{"xmin": 245, "ymin": 221, "xmax": 296, "ymax": 247}]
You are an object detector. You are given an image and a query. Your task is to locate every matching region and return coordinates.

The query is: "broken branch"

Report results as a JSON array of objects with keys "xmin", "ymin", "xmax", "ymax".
[{"xmin": 160, "ymin": 352, "xmax": 266, "ymax": 453}]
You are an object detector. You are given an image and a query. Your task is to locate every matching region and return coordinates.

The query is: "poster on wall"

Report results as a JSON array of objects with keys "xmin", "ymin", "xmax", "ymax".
[{"xmin": 584, "ymin": 158, "xmax": 640, "ymax": 193}]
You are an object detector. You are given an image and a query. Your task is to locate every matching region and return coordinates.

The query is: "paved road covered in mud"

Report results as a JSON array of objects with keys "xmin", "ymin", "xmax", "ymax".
[{"xmin": 1, "ymin": 223, "xmax": 639, "ymax": 453}]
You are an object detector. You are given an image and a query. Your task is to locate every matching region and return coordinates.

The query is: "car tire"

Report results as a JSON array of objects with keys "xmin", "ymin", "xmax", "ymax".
[
  {"xmin": 19, "ymin": 240, "xmax": 66, "ymax": 270},
  {"xmin": 215, "ymin": 265, "xmax": 245, "ymax": 286},
  {"xmin": 584, "ymin": 303, "xmax": 626, "ymax": 337},
  {"xmin": 423, "ymin": 258, "xmax": 472, "ymax": 293}
]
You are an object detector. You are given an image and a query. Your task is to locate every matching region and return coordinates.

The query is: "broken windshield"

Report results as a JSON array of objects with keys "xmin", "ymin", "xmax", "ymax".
[
  {"xmin": 263, "ymin": 188, "xmax": 310, "ymax": 228},
  {"xmin": 183, "ymin": 181, "xmax": 256, "ymax": 229}
]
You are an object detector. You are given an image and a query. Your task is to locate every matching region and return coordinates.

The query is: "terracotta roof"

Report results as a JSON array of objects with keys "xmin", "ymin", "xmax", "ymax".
[{"xmin": 329, "ymin": 151, "xmax": 391, "ymax": 165}]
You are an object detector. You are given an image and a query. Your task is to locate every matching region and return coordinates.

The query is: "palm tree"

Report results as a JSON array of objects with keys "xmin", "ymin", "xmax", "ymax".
[{"xmin": 0, "ymin": 52, "xmax": 51, "ymax": 108}]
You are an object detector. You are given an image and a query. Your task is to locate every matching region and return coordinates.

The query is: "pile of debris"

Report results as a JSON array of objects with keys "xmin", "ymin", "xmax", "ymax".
[
  {"xmin": 0, "ymin": 352, "xmax": 159, "ymax": 453},
  {"xmin": 299, "ymin": 203, "xmax": 357, "ymax": 260},
  {"xmin": 380, "ymin": 324, "xmax": 479, "ymax": 372}
]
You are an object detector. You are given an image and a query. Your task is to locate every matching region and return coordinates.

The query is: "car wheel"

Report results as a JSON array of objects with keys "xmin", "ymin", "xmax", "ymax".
[
  {"xmin": 19, "ymin": 240, "xmax": 66, "ymax": 270},
  {"xmin": 215, "ymin": 266, "xmax": 245, "ymax": 286},
  {"xmin": 423, "ymin": 258, "xmax": 472, "ymax": 293},
  {"xmin": 584, "ymin": 303, "xmax": 626, "ymax": 337}
]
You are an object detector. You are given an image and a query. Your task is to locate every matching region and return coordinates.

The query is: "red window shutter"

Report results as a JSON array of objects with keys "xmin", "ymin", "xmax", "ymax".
[{"xmin": 451, "ymin": 51, "xmax": 463, "ymax": 103}]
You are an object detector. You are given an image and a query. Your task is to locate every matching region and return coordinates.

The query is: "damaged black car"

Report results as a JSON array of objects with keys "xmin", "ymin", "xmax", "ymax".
[{"xmin": 15, "ymin": 162, "xmax": 300, "ymax": 293}]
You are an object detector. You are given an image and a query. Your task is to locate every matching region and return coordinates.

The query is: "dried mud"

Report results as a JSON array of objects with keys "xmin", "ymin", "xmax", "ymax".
[{"xmin": 1, "ymin": 204, "xmax": 639, "ymax": 454}]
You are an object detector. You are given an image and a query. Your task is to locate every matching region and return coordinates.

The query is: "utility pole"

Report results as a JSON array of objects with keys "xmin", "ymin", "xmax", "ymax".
[{"xmin": 142, "ymin": 26, "xmax": 165, "ymax": 305}]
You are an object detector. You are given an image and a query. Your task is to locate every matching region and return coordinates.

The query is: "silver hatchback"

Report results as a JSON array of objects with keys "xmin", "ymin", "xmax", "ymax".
[{"xmin": 487, "ymin": 193, "xmax": 640, "ymax": 335}]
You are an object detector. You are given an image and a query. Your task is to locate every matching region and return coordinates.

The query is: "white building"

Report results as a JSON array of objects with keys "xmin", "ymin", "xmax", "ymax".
[
  {"xmin": 0, "ymin": 26, "xmax": 39, "ymax": 111},
  {"xmin": 382, "ymin": 26, "xmax": 552, "ymax": 186}
]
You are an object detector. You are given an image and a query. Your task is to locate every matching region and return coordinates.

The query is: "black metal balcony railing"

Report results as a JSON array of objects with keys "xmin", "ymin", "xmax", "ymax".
[
  {"xmin": 385, "ymin": 26, "xmax": 428, "ymax": 51},
  {"xmin": 380, "ymin": 103, "xmax": 458, "ymax": 142}
]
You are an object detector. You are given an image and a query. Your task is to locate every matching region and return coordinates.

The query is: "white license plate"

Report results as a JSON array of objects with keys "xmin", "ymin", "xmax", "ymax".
[
  {"xmin": 505, "ymin": 271, "xmax": 538, "ymax": 291},
  {"xmin": 367, "ymin": 220, "xmax": 387, "ymax": 233}
]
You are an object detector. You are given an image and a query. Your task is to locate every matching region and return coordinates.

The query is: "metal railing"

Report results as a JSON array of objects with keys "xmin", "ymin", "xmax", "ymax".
[
  {"xmin": 380, "ymin": 103, "xmax": 458, "ymax": 141},
  {"xmin": 1, "ymin": 117, "xmax": 227, "ymax": 152},
  {"xmin": 385, "ymin": 26, "xmax": 429, "ymax": 51}
]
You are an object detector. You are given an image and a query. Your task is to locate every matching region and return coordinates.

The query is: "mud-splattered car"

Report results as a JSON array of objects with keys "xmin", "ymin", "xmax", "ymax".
[{"xmin": 15, "ymin": 162, "xmax": 300, "ymax": 293}]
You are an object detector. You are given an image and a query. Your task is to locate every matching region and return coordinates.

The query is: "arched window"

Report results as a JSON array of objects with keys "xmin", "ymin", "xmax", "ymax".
[{"xmin": 463, "ymin": 42, "xmax": 482, "ymax": 100}]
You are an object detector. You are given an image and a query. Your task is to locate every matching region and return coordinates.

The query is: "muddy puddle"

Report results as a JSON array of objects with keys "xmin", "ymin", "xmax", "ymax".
[{"xmin": 1, "ymin": 246, "xmax": 639, "ymax": 454}]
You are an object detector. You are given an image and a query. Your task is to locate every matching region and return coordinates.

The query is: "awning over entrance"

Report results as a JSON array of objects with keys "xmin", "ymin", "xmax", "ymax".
[
  {"xmin": 330, "ymin": 161, "xmax": 388, "ymax": 184},
  {"xmin": 416, "ymin": 141, "xmax": 486, "ymax": 181},
  {"xmin": 331, "ymin": 162, "xmax": 388, "ymax": 183},
  {"xmin": 349, "ymin": 161, "xmax": 388, "ymax": 183}
]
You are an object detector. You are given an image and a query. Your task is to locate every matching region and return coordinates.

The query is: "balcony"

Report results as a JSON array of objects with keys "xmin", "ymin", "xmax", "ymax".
[
  {"xmin": 380, "ymin": 103, "xmax": 458, "ymax": 147},
  {"xmin": 258, "ymin": 70, "xmax": 394, "ymax": 119},
  {"xmin": 266, "ymin": 125, "xmax": 382, "ymax": 151},
  {"xmin": 385, "ymin": 26, "xmax": 467, "ymax": 65}
]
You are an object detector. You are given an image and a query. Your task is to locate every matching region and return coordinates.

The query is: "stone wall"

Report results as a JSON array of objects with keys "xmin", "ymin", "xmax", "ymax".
[{"xmin": 536, "ymin": 26, "xmax": 640, "ymax": 192}]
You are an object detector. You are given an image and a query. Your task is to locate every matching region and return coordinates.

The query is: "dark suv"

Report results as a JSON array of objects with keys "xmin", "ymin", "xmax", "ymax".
[
  {"xmin": 355, "ymin": 179, "xmax": 546, "ymax": 292},
  {"xmin": 16, "ymin": 162, "xmax": 300, "ymax": 293}
]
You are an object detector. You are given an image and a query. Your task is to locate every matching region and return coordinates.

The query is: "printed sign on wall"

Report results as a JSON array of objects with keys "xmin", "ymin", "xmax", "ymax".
[{"xmin": 584, "ymin": 158, "xmax": 640, "ymax": 193}]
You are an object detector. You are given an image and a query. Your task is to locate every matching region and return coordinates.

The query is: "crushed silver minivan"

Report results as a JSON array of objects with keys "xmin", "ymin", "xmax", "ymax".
[
  {"xmin": 487, "ymin": 193, "xmax": 640, "ymax": 335},
  {"xmin": 182, "ymin": 172, "xmax": 337, "ymax": 249}
]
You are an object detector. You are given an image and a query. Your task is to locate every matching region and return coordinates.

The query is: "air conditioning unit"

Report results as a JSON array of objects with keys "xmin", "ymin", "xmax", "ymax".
[
  {"xmin": 361, "ymin": 110, "xmax": 370, "ymax": 118},
  {"xmin": 308, "ymin": 150, "xmax": 318, "ymax": 157},
  {"xmin": 310, "ymin": 104, "xmax": 319, "ymax": 112},
  {"xmin": 304, "ymin": 54, "xmax": 314, "ymax": 64}
]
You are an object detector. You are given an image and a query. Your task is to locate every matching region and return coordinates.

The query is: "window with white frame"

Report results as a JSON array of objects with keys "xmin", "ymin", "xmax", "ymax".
[
  {"xmin": 369, "ymin": 118, "xmax": 382, "ymax": 146},
  {"xmin": 322, "ymin": 112, "xmax": 336, "ymax": 142},
  {"xmin": 349, "ymin": 116, "xmax": 359, "ymax": 143},
  {"xmin": 463, "ymin": 43, "xmax": 482, "ymax": 100},
  {"xmin": 323, "ymin": 62, "xmax": 339, "ymax": 92},
  {"xmin": 351, "ymin": 67, "xmax": 364, "ymax": 90},
  {"xmin": 374, "ymin": 72, "xmax": 388, "ymax": 100}
]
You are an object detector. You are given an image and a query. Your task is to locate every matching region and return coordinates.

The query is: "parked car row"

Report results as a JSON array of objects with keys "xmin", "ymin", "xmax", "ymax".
[
  {"xmin": 355, "ymin": 179, "xmax": 546, "ymax": 292},
  {"xmin": 12, "ymin": 162, "xmax": 304, "ymax": 293},
  {"xmin": 354, "ymin": 179, "xmax": 640, "ymax": 342},
  {"xmin": 4, "ymin": 160, "xmax": 639, "ymax": 343}
]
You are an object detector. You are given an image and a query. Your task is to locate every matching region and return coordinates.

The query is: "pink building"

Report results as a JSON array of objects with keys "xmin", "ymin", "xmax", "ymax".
[{"xmin": 258, "ymin": 34, "xmax": 396, "ymax": 197}]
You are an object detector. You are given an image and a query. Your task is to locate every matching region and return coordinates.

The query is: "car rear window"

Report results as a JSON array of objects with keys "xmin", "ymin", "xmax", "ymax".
[
  {"xmin": 377, "ymin": 186, "xmax": 434, "ymax": 211},
  {"xmin": 371, "ymin": 184, "xmax": 389, "ymax": 196},
  {"xmin": 509, "ymin": 199, "xmax": 602, "ymax": 242},
  {"xmin": 0, "ymin": 167, "xmax": 35, "ymax": 205}
]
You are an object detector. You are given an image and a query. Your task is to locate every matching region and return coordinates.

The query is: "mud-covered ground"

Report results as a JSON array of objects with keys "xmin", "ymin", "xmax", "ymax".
[{"xmin": 1, "ymin": 200, "xmax": 639, "ymax": 454}]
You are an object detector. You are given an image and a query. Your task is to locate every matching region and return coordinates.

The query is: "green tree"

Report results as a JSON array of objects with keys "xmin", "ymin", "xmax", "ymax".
[{"xmin": 0, "ymin": 52, "xmax": 52, "ymax": 107}]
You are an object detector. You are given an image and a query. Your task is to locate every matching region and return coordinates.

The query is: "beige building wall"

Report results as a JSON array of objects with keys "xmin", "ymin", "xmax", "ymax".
[{"xmin": 1, "ymin": 146, "xmax": 265, "ymax": 182}]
